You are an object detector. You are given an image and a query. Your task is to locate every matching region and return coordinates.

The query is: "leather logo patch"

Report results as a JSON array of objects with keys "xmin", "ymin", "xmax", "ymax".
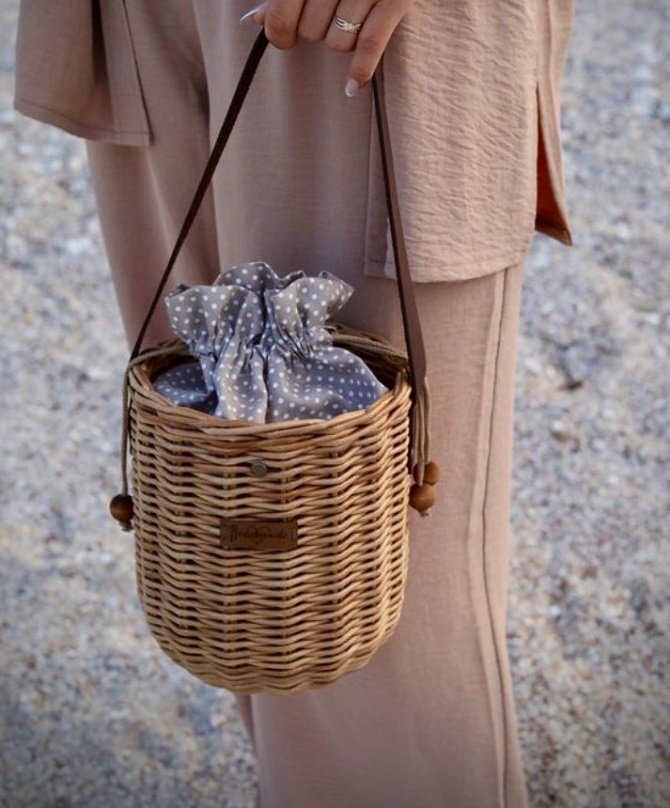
[{"xmin": 220, "ymin": 519, "xmax": 298, "ymax": 550}]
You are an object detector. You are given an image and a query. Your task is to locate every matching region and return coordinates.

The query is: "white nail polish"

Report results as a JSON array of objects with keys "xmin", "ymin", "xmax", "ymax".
[
  {"xmin": 345, "ymin": 79, "xmax": 361, "ymax": 98},
  {"xmin": 239, "ymin": 5, "xmax": 265, "ymax": 26}
]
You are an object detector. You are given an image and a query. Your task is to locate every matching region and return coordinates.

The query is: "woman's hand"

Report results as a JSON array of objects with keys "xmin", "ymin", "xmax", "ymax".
[{"xmin": 240, "ymin": 0, "xmax": 415, "ymax": 95}]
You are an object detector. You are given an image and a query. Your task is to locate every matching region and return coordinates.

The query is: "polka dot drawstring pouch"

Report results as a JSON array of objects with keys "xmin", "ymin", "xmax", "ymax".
[{"xmin": 153, "ymin": 262, "xmax": 387, "ymax": 423}]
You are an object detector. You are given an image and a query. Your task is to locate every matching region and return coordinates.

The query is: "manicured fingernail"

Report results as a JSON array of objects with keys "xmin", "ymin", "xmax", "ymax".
[
  {"xmin": 240, "ymin": 4, "xmax": 265, "ymax": 25},
  {"xmin": 345, "ymin": 79, "xmax": 360, "ymax": 98}
]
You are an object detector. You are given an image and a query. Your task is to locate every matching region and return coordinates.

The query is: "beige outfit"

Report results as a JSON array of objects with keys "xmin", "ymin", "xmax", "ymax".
[
  {"xmin": 15, "ymin": 1, "xmax": 573, "ymax": 806},
  {"xmin": 15, "ymin": 0, "xmax": 573, "ymax": 282}
]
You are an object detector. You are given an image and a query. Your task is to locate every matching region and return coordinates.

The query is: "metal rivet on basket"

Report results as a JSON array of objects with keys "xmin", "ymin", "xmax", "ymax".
[{"xmin": 250, "ymin": 460, "xmax": 269, "ymax": 478}]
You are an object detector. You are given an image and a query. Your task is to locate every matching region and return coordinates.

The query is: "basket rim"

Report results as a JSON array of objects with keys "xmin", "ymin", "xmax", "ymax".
[{"xmin": 127, "ymin": 337, "xmax": 411, "ymax": 437}]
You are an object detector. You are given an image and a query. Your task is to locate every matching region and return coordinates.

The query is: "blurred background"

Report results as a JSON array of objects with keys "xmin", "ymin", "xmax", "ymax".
[{"xmin": 1, "ymin": 1, "xmax": 669, "ymax": 806}]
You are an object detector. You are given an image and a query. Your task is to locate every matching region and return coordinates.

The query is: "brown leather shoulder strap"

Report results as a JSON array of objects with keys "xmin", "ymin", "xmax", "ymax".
[
  {"xmin": 371, "ymin": 69, "xmax": 426, "ymax": 392},
  {"xmin": 130, "ymin": 31, "xmax": 271, "ymax": 361}
]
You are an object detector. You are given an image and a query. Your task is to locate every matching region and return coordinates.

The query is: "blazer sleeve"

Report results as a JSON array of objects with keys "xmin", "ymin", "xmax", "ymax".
[{"xmin": 14, "ymin": 0, "xmax": 150, "ymax": 146}]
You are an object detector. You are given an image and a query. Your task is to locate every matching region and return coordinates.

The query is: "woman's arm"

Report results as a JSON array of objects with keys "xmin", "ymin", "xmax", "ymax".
[{"xmin": 241, "ymin": 0, "xmax": 416, "ymax": 95}]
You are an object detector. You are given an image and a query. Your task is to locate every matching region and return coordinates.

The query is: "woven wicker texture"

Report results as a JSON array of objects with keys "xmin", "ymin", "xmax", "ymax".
[{"xmin": 126, "ymin": 330, "xmax": 412, "ymax": 694}]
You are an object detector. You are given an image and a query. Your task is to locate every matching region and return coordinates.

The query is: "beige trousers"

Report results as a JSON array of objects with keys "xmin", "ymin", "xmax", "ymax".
[{"xmin": 87, "ymin": 2, "xmax": 530, "ymax": 805}]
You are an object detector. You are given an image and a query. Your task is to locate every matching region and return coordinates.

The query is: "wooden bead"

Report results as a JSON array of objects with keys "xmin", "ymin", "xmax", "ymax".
[
  {"xmin": 109, "ymin": 494, "xmax": 134, "ymax": 529},
  {"xmin": 412, "ymin": 460, "xmax": 441, "ymax": 486},
  {"xmin": 409, "ymin": 482, "xmax": 436, "ymax": 514},
  {"xmin": 423, "ymin": 461, "xmax": 441, "ymax": 486}
]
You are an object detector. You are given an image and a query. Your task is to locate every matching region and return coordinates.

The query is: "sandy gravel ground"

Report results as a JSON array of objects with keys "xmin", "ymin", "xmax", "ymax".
[{"xmin": 1, "ymin": 1, "xmax": 669, "ymax": 807}]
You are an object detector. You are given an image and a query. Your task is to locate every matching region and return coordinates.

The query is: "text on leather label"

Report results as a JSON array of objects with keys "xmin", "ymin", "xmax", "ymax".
[{"xmin": 220, "ymin": 519, "xmax": 299, "ymax": 550}]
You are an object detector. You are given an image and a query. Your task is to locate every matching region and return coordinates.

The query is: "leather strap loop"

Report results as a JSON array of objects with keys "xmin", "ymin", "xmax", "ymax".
[{"xmin": 129, "ymin": 31, "xmax": 427, "ymax": 466}]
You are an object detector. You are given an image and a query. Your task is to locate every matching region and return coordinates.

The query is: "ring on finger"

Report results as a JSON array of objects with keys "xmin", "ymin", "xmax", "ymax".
[{"xmin": 333, "ymin": 16, "xmax": 363, "ymax": 34}]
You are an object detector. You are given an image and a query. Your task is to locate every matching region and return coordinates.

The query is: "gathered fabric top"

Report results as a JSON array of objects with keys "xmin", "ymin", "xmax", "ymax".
[{"xmin": 153, "ymin": 263, "xmax": 388, "ymax": 423}]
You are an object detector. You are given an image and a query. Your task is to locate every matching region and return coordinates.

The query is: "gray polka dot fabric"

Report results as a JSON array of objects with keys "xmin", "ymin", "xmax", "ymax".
[{"xmin": 153, "ymin": 262, "xmax": 387, "ymax": 422}]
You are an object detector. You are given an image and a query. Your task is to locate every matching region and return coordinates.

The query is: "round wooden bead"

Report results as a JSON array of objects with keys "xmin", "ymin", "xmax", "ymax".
[
  {"xmin": 413, "ymin": 460, "xmax": 441, "ymax": 486},
  {"xmin": 409, "ymin": 482, "xmax": 436, "ymax": 514},
  {"xmin": 109, "ymin": 494, "xmax": 134, "ymax": 527},
  {"xmin": 423, "ymin": 461, "xmax": 441, "ymax": 486}
]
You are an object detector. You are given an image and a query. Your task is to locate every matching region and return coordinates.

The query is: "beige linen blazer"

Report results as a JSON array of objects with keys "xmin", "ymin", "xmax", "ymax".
[{"xmin": 14, "ymin": 0, "xmax": 574, "ymax": 281}]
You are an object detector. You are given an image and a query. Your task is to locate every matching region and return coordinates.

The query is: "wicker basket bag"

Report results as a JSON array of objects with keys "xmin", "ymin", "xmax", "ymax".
[{"xmin": 109, "ymin": 33, "xmax": 437, "ymax": 695}]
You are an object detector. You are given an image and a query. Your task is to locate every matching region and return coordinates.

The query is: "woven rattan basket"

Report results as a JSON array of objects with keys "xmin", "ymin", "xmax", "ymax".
[
  {"xmin": 123, "ymin": 331, "xmax": 412, "ymax": 693},
  {"xmin": 110, "ymin": 33, "xmax": 436, "ymax": 695}
]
